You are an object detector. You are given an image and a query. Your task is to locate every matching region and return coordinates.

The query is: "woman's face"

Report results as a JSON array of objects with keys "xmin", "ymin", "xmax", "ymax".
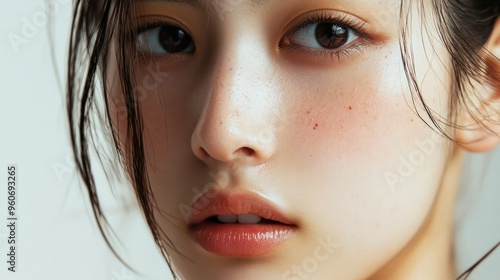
[{"xmin": 108, "ymin": 0, "xmax": 455, "ymax": 279}]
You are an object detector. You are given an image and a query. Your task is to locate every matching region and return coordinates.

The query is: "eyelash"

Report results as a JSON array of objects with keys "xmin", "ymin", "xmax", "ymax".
[
  {"xmin": 136, "ymin": 18, "xmax": 179, "ymax": 35},
  {"xmin": 134, "ymin": 18, "xmax": 191, "ymax": 56},
  {"xmin": 282, "ymin": 11, "xmax": 370, "ymax": 61},
  {"xmin": 134, "ymin": 11, "xmax": 370, "ymax": 61}
]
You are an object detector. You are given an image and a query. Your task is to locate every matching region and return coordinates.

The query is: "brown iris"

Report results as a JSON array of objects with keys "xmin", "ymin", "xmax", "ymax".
[
  {"xmin": 158, "ymin": 25, "xmax": 193, "ymax": 53},
  {"xmin": 315, "ymin": 23, "xmax": 349, "ymax": 49}
]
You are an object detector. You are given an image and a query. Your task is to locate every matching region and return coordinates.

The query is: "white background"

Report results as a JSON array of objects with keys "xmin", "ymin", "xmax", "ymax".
[{"xmin": 0, "ymin": 1, "xmax": 499, "ymax": 280}]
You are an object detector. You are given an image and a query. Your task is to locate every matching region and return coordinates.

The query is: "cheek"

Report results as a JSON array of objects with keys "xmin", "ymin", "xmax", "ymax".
[
  {"xmin": 272, "ymin": 44, "xmax": 451, "ymax": 274},
  {"xmin": 107, "ymin": 60, "xmax": 197, "ymax": 157},
  {"xmin": 278, "ymin": 46, "xmax": 449, "ymax": 183},
  {"xmin": 106, "ymin": 63, "xmax": 195, "ymax": 201}
]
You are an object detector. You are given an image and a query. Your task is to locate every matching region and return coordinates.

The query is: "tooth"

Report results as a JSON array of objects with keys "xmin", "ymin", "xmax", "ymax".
[
  {"xmin": 217, "ymin": 215, "xmax": 238, "ymax": 223},
  {"xmin": 238, "ymin": 214, "xmax": 262, "ymax": 224}
]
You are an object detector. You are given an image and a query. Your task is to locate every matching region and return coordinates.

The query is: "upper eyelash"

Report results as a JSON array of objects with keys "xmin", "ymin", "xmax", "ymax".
[
  {"xmin": 288, "ymin": 11, "xmax": 370, "ymax": 40},
  {"xmin": 282, "ymin": 11, "xmax": 371, "ymax": 61},
  {"xmin": 134, "ymin": 18, "xmax": 183, "ymax": 35}
]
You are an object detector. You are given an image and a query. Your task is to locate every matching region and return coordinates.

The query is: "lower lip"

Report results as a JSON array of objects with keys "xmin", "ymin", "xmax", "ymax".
[{"xmin": 190, "ymin": 222, "xmax": 296, "ymax": 257}]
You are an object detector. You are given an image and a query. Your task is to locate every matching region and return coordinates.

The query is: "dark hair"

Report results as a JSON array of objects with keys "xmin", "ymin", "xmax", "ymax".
[{"xmin": 66, "ymin": 0, "xmax": 500, "ymax": 279}]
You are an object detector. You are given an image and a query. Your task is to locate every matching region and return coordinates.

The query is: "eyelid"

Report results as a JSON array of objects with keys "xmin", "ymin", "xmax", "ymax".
[
  {"xmin": 279, "ymin": 10, "xmax": 373, "ymax": 62},
  {"xmin": 284, "ymin": 11, "xmax": 371, "ymax": 43},
  {"xmin": 135, "ymin": 17, "xmax": 186, "ymax": 35},
  {"xmin": 134, "ymin": 17, "xmax": 196, "ymax": 55},
  {"xmin": 136, "ymin": 14, "xmax": 192, "ymax": 30}
]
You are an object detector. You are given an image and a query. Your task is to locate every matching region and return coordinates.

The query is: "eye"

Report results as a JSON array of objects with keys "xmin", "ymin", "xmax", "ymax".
[
  {"xmin": 137, "ymin": 24, "xmax": 195, "ymax": 54},
  {"xmin": 288, "ymin": 22, "xmax": 357, "ymax": 50}
]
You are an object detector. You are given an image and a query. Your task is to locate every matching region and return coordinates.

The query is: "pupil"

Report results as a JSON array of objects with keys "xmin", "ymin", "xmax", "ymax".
[
  {"xmin": 159, "ymin": 25, "xmax": 192, "ymax": 53},
  {"xmin": 315, "ymin": 23, "xmax": 348, "ymax": 49}
]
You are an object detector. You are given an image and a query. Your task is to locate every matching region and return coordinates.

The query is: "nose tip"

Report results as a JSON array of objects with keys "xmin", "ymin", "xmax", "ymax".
[{"xmin": 191, "ymin": 119, "xmax": 277, "ymax": 166}]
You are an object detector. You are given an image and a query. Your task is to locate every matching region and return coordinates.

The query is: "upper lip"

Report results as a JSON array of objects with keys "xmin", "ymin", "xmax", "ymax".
[{"xmin": 187, "ymin": 190, "xmax": 297, "ymax": 226}]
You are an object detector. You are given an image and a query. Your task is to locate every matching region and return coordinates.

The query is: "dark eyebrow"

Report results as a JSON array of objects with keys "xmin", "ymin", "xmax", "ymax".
[{"xmin": 139, "ymin": 0, "xmax": 269, "ymax": 10}]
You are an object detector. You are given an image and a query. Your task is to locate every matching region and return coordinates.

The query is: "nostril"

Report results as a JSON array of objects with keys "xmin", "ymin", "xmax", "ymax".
[
  {"xmin": 240, "ymin": 147, "xmax": 256, "ymax": 156},
  {"xmin": 199, "ymin": 147, "xmax": 209, "ymax": 158}
]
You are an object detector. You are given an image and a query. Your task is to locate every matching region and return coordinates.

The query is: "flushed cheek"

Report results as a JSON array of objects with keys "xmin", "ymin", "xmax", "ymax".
[
  {"xmin": 277, "ymin": 49, "xmax": 431, "ymax": 176},
  {"xmin": 271, "ymin": 48, "xmax": 450, "ymax": 276}
]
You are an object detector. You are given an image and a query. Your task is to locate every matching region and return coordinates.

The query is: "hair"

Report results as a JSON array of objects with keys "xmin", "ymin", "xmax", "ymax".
[{"xmin": 66, "ymin": 0, "xmax": 500, "ymax": 279}]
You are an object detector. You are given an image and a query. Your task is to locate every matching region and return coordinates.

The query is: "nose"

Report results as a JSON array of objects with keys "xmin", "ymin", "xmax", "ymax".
[{"xmin": 191, "ymin": 39, "xmax": 279, "ymax": 167}]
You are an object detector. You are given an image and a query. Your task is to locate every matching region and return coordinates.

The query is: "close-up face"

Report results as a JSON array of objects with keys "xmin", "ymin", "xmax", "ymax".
[{"xmin": 107, "ymin": 0, "xmax": 461, "ymax": 279}]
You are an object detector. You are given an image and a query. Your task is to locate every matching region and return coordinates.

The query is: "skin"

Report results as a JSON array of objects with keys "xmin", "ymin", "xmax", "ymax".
[{"xmin": 106, "ymin": 0, "xmax": 500, "ymax": 279}]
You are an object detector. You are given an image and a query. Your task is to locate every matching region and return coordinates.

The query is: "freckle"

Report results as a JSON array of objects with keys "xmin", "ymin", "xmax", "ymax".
[
  {"xmin": 348, "ymin": 106, "xmax": 353, "ymax": 110},
  {"xmin": 411, "ymin": 118, "xmax": 414, "ymax": 122}
]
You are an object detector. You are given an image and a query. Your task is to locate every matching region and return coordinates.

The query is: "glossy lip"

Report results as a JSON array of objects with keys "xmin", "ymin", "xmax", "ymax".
[
  {"xmin": 187, "ymin": 191, "xmax": 298, "ymax": 257},
  {"xmin": 187, "ymin": 191, "xmax": 297, "ymax": 226}
]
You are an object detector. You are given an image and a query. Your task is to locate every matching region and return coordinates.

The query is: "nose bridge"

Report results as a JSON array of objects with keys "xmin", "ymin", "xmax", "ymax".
[
  {"xmin": 214, "ymin": 39, "xmax": 273, "ymax": 120},
  {"xmin": 191, "ymin": 34, "xmax": 279, "ymax": 165}
]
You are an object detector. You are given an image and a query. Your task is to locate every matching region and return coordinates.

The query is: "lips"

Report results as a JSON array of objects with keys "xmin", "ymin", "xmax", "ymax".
[{"xmin": 187, "ymin": 191, "xmax": 298, "ymax": 257}]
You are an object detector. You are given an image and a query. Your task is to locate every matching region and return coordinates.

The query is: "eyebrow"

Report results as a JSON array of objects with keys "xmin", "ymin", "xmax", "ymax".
[{"xmin": 140, "ymin": 0, "xmax": 269, "ymax": 10}]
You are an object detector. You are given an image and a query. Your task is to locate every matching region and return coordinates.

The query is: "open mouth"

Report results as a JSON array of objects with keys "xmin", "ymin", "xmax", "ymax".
[
  {"xmin": 187, "ymin": 191, "xmax": 298, "ymax": 257},
  {"xmin": 205, "ymin": 214, "xmax": 287, "ymax": 224}
]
